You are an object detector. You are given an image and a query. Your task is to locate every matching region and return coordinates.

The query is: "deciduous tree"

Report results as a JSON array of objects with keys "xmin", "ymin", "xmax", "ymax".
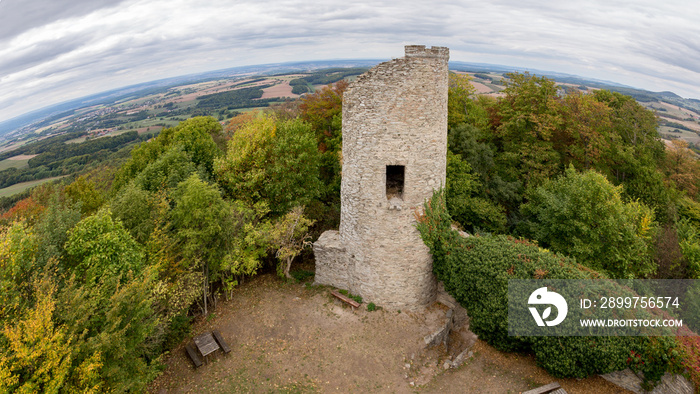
[
  {"xmin": 215, "ymin": 116, "xmax": 321, "ymax": 216},
  {"xmin": 521, "ymin": 167, "xmax": 656, "ymax": 278},
  {"xmin": 267, "ymin": 206, "xmax": 314, "ymax": 278}
]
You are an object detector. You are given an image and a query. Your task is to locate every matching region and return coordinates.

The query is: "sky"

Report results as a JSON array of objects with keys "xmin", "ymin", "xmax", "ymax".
[{"xmin": 0, "ymin": 0, "xmax": 699, "ymax": 122}]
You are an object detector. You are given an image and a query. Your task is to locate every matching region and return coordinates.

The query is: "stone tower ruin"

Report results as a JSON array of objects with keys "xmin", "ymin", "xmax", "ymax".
[{"xmin": 313, "ymin": 45, "xmax": 449, "ymax": 310}]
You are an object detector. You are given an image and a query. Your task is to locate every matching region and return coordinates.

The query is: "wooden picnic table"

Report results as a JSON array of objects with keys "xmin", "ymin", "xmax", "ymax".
[
  {"xmin": 194, "ymin": 332, "xmax": 220, "ymax": 359},
  {"xmin": 186, "ymin": 330, "xmax": 232, "ymax": 368}
]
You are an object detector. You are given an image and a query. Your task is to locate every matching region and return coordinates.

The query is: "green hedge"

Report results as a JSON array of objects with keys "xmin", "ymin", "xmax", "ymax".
[{"xmin": 416, "ymin": 190, "xmax": 680, "ymax": 383}]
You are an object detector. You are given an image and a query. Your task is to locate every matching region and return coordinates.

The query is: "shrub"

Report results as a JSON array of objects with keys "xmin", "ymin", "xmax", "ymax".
[
  {"xmin": 416, "ymin": 190, "xmax": 679, "ymax": 383},
  {"xmin": 520, "ymin": 167, "xmax": 656, "ymax": 279}
]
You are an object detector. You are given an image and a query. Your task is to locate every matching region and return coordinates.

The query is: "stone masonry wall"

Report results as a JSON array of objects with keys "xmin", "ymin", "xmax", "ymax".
[{"xmin": 313, "ymin": 45, "xmax": 449, "ymax": 310}]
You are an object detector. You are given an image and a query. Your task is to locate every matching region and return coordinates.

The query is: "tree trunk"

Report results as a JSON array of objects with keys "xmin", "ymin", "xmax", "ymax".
[
  {"xmin": 284, "ymin": 256, "xmax": 293, "ymax": 279},
  {"xmin": 203, "ymin": 263, "xmax": 208, "ymax": 316}
]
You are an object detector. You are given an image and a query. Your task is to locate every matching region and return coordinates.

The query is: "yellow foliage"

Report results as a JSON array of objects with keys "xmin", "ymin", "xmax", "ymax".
[{"xmin": 1, "ymin": 278, "xmax": 72, "ymax": 393}]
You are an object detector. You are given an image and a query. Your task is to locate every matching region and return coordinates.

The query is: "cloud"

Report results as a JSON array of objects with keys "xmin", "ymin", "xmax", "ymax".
[
  {"xmin": 0, "ymin": 0, "xmax": 130, "ymax": 40},
  {"xmin": 0, "ymin": 0, "xmax": 699, "ymax": 121}
]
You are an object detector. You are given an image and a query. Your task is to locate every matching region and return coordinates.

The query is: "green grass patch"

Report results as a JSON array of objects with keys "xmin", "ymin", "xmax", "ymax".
[
  {"xmin": 0, "ymin": 176, "xmax": 67, "ymax": 198},
  {"xmin": 0, "ymin": 157, "xmax": 31, "ymax": 171},
  {"xmin": 659, "ymin": 126, "xmax": 700, "ymax": 144},
  {"xmin": 337, "ymin": 289, "xmax": 362, "ymax": 304},
  {"xmin": 64, "ymin": 137, "xmax": 87, "ymax": 144},
  {"xmin": 290, "ymin": 269, "xmax": 315, "ymax": 282}
]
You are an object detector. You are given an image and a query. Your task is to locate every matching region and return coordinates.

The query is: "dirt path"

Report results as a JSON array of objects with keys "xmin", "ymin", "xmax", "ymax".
[{"xmin": 149, "ymin": 273, "xmax": 631, "ymax": 393}]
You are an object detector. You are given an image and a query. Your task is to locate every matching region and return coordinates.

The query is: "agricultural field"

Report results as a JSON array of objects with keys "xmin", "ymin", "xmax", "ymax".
[
  {"xmin": 0, "ymin": 154, "xmax": 36, "ymax": 171},
  {"xmin": 0, "ymin": 68, "xmax": 369, "ymax": 201},
  {"xmin": 0, "ymin": 175, "xmax": 66, "ymax": 198}
]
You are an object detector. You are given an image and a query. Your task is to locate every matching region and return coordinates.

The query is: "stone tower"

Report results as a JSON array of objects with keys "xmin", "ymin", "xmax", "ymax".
[{"xmin": 313, "ymin": 45, "xmax": 449, "ymax": 310}]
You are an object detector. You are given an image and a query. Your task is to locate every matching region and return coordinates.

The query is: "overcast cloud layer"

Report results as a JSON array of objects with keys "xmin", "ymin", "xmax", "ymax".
[{"xmin": 1, "ymin": 0, "xmax": 699, "ymax": 121}]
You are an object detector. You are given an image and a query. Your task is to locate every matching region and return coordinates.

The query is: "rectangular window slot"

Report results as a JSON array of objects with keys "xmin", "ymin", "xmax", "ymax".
[{"xmin": 386, "ymin": 165, "xmax": 405, "ymax": 199}]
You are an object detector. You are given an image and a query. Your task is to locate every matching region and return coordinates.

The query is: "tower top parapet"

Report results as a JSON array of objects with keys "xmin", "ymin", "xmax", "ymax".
[{"xmin": 404, "ymin": 45, "xmax": 449, "ymax": 60}]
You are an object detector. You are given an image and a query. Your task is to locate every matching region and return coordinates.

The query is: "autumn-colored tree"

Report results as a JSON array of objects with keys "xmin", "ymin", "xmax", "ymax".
[
  {"xmin": 491, "ymin": 73, "xmax": 563, "ymax": 188},
  {"xmin": 224, "ymin": 111, "xmax": 260, "ymax": 135},
  {"xmin": 299, "ymin": 80, "xmax": 348, "ymax": 153},
  {"xmin": 267, "ymin": 99, "xmax": 301, "ymax": 121},
  {"xmin": 0, "ymin": 222, "xmax": 39, "ymax": 322},
  {"xmin": 0, "ymin": 276, "xmax": 102, "ymax": 394},
  {"xmin": 556, "ymin": 92, "xmax": 612, "ymax": 171},
  {"xmin": 64, "ymin": 175, "xmax": 105, "ymax": 216},
  {"xmin": 0, "ymin": 196, "xmax": 45, "ymax": 225},
  {"xmin": 664, "ymin": 139, "xmax": 700, "ymax": 198}
]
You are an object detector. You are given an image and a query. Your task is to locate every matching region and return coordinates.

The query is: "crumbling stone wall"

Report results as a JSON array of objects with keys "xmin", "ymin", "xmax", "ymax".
[{"xmin": 314, "ymin": 45, "xmax": 449, "ymax": 310}]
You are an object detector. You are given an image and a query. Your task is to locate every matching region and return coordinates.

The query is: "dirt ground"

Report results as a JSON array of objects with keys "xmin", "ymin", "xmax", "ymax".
[{"xmin": 148, "ymin": 273, "xmax": 631, "ymax": 394}]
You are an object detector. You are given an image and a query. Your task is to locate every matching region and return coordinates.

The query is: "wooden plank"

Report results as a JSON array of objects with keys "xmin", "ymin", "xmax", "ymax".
[
  {"xmin": 194, "ymin": 332, "xmax": 220, "ymax": 357},
  {"xmin": 212, "ymin": 329, "xmax": 231, "ymax": 353},
  {"xmin": 522, "ymin": 382, "xmax": 564, "ymax": 394},
  {"xmin": 185, "ymin": 343, "xmax": 203, "ymax": 368},
  {"xmin": 330, "ymin": 290, "xmax": 360, "ymax": 308}
]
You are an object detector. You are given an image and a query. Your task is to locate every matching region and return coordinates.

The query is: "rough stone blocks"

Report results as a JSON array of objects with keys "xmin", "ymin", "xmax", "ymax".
[{"xmin": 314, "ymin": 45, "xmax": 449, "ymax": 310}]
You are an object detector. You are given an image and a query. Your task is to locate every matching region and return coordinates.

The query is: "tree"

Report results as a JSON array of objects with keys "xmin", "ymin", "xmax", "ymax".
[
  {"xmin": 448, "ymin": 122, "xmax": 522, "ymax": 215},
  {"xmin": 299, "ymin": 80, "xmax": 348, "ymax": 153},
  {"xmin": 492, "ymin": 73, "xmax": 563, "ymax": 188},
  {"xmin": 0, "ymin": 222, "xmax": 39, "ymax": 322},
  {"xmin": 592, "ymin": 90, "xmax": 667, "ymax": 211},
  {"xmin": 215, "ymin": 115, "xmax": 322, "ymax": 217},
  {"xmin": 520, "ymin": 166, "xmax": 656, "ymax": 278},
  {"xmin": 445, "ymin": 151, "xmax": 506, "ymax": 233},
  {"xmin": 113, "ymin": 116, "xmax": 221, "ymax": 191},
  {"xmin": 56, "ymin": 267, "xmax": 160, "ymax": 392},
  {"xmin": 267, "ymin": 206, "xmax": 314, "ymax": 278},
  {"xmin": 664, "ymin": 139, "xmax": 700, "ymax": 198},
  {"xmin": 0, "ymin": 196, "xmax": 45, "ymax": 225},
  {"xmin": 132, "ymin": 146, "xmax": 197, "ymax": 193},
  {"xmin": 64, "ymin": 209, "xmax": 144, "ymax": 285},
  {"xmin": 298, "ymin": 81, "xmax": 348, "ymax": 217},
  {"xmin": 447, "ymin": 72, "xmax": 477, "ymax": 129},
  {"xmin": 110, "ymin": 183, "xmax": 156, "ymax": 244},
  {"xmin": 171, "ymin": 174, "xmax": 231, "ymax": 315},
  {"xmin": 555, "ymin": 92, "xmax": 612, "ymax": 171},
  {"xmin": 170, "ymin": 116, "xmax": 222, "ymax": 175},
  {"xmin": 34, "ymin": 195, "xmax": 82, "ymax": 269},
  {"xmin": 0, "ymin": 276, "xmax": 101, "ymax": 394},
  {"xmin": 224, "ymin": 111, "xmax": 259, "ymax": 135},
  {"xmin": 64, "ymin": 175, "xmax": 105, "ymax": 216}
]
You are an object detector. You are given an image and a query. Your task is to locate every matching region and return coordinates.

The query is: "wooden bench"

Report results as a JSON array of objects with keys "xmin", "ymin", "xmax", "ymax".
[
  {"xmin": 522, "ymin": 382, "xmax": 566, "ymax": 394},
  {"xmin": 212, "ymin": 329, "xmax": 231, "ymax": 353},
  {"xmin": 330, "ymin": 290, "xmax": 360, "ymax": 309},
  {"xmin": 185, "ymin": 343, "xmax": 203, "ymax": 368}
]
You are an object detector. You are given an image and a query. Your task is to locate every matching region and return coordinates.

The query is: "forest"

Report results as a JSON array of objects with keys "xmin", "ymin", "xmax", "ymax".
[
  {"xmin": 2, "ymin": 72, "xmax": 700, "ymax": 391},
  {"xmin": 0, "ymin": 131, "xmax": 149, "ymax": 210}
]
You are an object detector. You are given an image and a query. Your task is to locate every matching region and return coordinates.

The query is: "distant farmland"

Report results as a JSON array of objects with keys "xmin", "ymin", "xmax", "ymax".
[{"xmin": 0, "ymin": 175, "xmax": 66, "ymax": 198}]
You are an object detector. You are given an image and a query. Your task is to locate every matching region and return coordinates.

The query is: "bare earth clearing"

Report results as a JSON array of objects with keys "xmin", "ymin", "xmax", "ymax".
[
  {"xmin": 6, "ymin": 154, "xmax": 37, "ymax": 160},
  {"xmin": 149, "ymin": 273, "xmax": 630, "ymax": 394},
  {"xmin": 261, "ymin": 81, "xmax": 298, "ymax": 99},
  {"xmin": 469, "ymin": 81, "xmax": 493, "ymax": 94}
]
